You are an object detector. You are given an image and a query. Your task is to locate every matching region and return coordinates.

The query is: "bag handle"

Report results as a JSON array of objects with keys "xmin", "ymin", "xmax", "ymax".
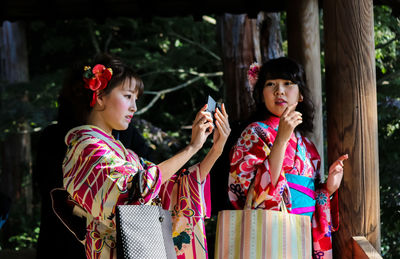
[{"xmin": 244, "ymin": 181, "xmax": 289, "ymax": 214}]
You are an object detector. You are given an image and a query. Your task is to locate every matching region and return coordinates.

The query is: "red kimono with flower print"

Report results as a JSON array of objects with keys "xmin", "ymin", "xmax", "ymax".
[{"xmin": 228, "ymin": 116, "xmax": 339, "ymax": 259}]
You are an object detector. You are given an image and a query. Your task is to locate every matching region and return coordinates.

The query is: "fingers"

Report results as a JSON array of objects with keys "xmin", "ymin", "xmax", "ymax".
[
  {"xmin": 331, "ymin": 154, "xmax": 349, "ymax": 168},
  {"xmin": 194, "ymin": 104, "xmax": 210, "ymax": 122},
  {"xmin": 220, "ymin": 103, "xmax": 228, "ymax": 117},
  {"xmin": 194, "ymin": 109, "xmax": 213, "ymax": 126},
  {"xmin": 329, "ymin": 154, "xmax": 349, "ymax": 176},
  {"xmin": 281, "ymin": 110, "xmax": 302, "ymax": 129},
  {"xmin": 215, "ymin": 112, "xmax": 230, "ymax": 136},
  {"xmin": 286, "ymin": 111, "xmax": 302, "ymax": 122},
  {"xmin": 282, "ymin": 102, "xmax": 298, "ymax": 117},
  {"xmin": 215, "ymin": 104, "xmax": 231, "ymax": 134},
  {"xmin": 338, "ymin": 154, "xmax": 349, "ymax": 162},
  {"xmin": 200, "ymin": 103, "xmax": 208, "ymax": 112}
]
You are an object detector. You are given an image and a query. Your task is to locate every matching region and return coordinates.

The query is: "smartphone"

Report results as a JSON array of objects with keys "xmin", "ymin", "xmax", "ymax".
[{"xmin": 206, "ymin": 95, "xmax": 221, "ymax": 126}]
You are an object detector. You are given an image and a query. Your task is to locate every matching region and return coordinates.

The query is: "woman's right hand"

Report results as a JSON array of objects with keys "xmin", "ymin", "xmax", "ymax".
[
  {"xmin": 189, "ymin": 104, "xmax": 214, "ymax": 151},
  {"xmin": 276, "ymin": 102, "xmax": 302, "ymax": 144}
]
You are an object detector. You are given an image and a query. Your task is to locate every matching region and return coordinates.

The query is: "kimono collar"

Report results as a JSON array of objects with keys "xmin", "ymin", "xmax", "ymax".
[
  {"xmin": 65, "ymin": 125, "xmax": 116, "ymax": 146},
  {"xmin": 263, "ymin": 115, "xmax": 280, "ymax": 131},
  {"xmin": 262, "ymin": 115, "xmax": 299, "ymax": 143}
]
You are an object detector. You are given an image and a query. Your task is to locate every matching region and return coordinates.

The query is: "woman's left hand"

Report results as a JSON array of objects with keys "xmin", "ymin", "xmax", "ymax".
[
  {"xmin": 326, "ymin": 154, "xmax": 349, "ymax": 196},
  {"xmin": 212, "ymin": 103, "xmax": 231, "ymax": 154}
]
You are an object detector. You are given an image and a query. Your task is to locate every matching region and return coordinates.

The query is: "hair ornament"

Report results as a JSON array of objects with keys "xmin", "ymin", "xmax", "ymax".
[
  {"xmin": 83, "ymin": 64, "xmax": 113, "ymax": 107},
  {"xmin": 247, "ymin": 62, "xmax": 260, "ymax": 89}
]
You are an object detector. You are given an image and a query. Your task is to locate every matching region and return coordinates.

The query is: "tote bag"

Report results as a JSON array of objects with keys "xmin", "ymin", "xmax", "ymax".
[
  {"xmin": 116, "ymin": 204, "xmax": 177, "ymax": 259},
  {"xmin": 214, "ymin": 182, "xmax": 312, "ymax": 259},
  {"xmin": 116, "ymin": 170, "xmax": 176, "ymax": 259}
]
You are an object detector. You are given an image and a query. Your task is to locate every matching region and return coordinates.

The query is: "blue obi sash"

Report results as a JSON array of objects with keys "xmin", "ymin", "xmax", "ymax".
[{"xmin": 286, "ymin": 174, "xmax": 316, "ymax": 220}]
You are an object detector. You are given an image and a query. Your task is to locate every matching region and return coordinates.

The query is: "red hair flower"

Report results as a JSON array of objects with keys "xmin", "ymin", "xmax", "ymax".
[
  {"xmin": 83, "ymin": 64, "xmax": 113, "ymax": 107},
  {"xmin": 247, "ymin": 62, "xmax": 260, "ymax": 90}
]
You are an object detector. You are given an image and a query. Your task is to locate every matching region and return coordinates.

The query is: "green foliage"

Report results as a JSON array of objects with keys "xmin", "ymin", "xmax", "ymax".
[
  {"xmin": 374, "ymin": 5, "xmax": 400, "ymax": 258},
  {"xmin": 1, "ymin": 16, "xmax": 223, "ymax": 138},
  {"xmin": 1, "ymin": 15, "xmax": 222, "ymax": 252},
  {"xmin": 1, "ymin": 5, "xmax": 399, "ymax": 257},
  {"xmin": 374, "ymin": 6, "xmax": 400, "ymax": 76},
  {"xmin": 0, "ymin": 197, "xmax": 41, "ymax": 251}
]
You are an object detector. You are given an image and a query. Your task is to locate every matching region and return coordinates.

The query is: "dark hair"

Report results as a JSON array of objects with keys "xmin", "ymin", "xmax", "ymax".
[
  {"xmin": 252, "ymin": 57, "xmax": 314, "ymax": 134},
  {"xmin": 59, "ymin": 53, "xmax": 143, "ymax": 125}
]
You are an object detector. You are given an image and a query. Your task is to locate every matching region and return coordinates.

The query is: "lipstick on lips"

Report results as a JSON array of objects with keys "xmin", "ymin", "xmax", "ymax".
[
  {"xmin": 275, "ymin": 98, "xmax": 287, "ymax": 106},
  {"xmin": 125, "ymin": 115, "xmax": 133, "ymax": 122}
]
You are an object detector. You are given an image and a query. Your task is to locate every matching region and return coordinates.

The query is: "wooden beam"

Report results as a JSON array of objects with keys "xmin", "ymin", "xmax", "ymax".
[
  {"xmin": 287, "ymin": 0, "xmax": 324, "ymax": 172},
  {"xmin": 323, "ymin": 0, "xmax": 381, "ymax": 258},
  {"xmin": 352, "ymin": 236, "xmax": 383, "ymax": 259},
  {"xmin": 1, "ymin": 0, "xmax": 286, "ymax": 22}
]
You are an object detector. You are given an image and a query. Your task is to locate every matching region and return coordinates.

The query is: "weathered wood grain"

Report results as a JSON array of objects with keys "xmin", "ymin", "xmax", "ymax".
[
  {"xmin": 352, "ymin": 236, "xmax": 383, "ymax": 259},
  {"xmin": 217, "ymin": 14, "xmax": 258, "ymax": 122},
  {"xmin": 323, "ymin": 0, "xmax": 381, "ymax": 258},
  {"xmin": 217, "ymin": 13, "xmax": 283, "ymax": 122},
  {"xmin": 287, "ymin": 0, "xmax": 324, "ymax": 172}
]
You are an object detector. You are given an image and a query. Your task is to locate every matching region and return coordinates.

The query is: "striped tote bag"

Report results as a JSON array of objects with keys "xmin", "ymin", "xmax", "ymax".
[{"xmin": 215, "ymin": 184, "xmax": 312, "ymax": 259}]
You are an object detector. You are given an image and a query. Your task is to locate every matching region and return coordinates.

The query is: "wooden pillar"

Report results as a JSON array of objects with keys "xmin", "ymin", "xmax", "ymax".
[
  {"xmin": 217, "ymin": 13, "xmax": 260, "ymax": 122},
  {"xmin": 287, "ymin": 0, "xmax": 324, "ymax": 171},
  {"xmin": 260, "ymin": 13, "xmax": 284, "ymax": 62},
  {"xmin": 0, "ymin": 21, "xmax": 32, "ymax": 212},
  {"xmin": 217, "ymin": 13, "xmax": 283, "ymax": 122},
  {"xmin": 323, "ymin": 0, "xmax": 380, "ymax": 258}
]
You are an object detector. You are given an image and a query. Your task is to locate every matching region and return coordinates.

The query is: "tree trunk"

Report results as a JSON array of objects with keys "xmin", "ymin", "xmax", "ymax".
[
  {"xmin": 323, "ymin": 0, "xmax": 381, "ymax": 257},
  {"xmin": 287, "ymin": 0, "xmax": 325, "ymax": 172},
  {"xmin": 217, "ymin": 12, "xmax": 283, "ymax": 122},
  {"xmin": 0, "ymin": 21, "xmax": 32, "ymax": 216}
]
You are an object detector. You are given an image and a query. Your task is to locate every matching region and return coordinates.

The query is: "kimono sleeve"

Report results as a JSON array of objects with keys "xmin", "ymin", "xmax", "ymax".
[
  {"xmin": 63, "ymin": 139, "xmax": 161, "ymax": 220},
  {"xmin": 303, "ymin": 137, "xmax": 338, "ymax": 252},
  {"xmin": 159, "ymin": 164, "xmax": 211, "ymax": 258},
  {"xmin": 160, "ymin": 163, "xmax": 210, "ymax": 219},
  {"xmin": 228, "ymin": 124, "xmax": 286, "ymax": 210}
]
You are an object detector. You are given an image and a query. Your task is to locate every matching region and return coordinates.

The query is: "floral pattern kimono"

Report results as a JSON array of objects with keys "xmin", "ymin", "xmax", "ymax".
[
  {"xmin": 160, "ymin": 166, "xmax": 211, "ymax": 259},
  {"xmin": 63, "ymin": 125, "xmax": 210, "ymax": 259},
  {"xmin": 228, "ymin": 116, "xmax": 339, "ymax": 259}
]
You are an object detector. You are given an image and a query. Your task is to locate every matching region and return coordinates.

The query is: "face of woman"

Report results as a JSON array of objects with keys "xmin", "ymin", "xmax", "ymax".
[
  {"xmin": 96, "ymin": 78, "xmax": 138, "ymax": 133},
  {"xmin": 262, "ymin": 79, "xmax": 303, "ymax": 117}
]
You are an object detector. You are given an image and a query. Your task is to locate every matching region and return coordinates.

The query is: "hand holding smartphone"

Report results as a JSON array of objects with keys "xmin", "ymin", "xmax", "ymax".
[{"xmin": 206, "ymin": 95, "xmax": 221, "ymax": 126}]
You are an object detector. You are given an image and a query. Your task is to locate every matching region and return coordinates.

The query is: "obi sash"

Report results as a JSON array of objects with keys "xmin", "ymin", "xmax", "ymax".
[{"xmin": 286, "ymin": 174, "xmax": 316, "ymax": 220}]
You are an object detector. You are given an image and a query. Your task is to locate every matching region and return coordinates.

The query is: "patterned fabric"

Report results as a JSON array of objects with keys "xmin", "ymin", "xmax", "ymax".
[
  {"xmin": 63, "ymin": 125, "xmax": 162, "ymax": 259},
  {"xmin": 228, "ymin": 116, "xmax": 338, "ymax": 259},
  {"xmin": 214, "ymin": 209, "xmax": 312, "ymax": 259},
  {"xmin": 160, "ymin": 165, "xmax": 211, "ymax": 259},
  {"xmin": 63, "ymin": 125, "xmax": 211, "ymax": 259}
]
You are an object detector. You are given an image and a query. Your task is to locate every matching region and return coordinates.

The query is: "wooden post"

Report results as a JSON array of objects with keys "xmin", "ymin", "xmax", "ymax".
[
  {"xmin": 323, "ymin": 0, "xmax": 381, "ymax": 257},
  {"xmin": 352, "ymin": 236, "xmax": 383, "ymax": 259},
  {"xmin": 217, "ymin": 13, "xmax": 260, "ymax": 122},
  {"xmin": 259, "ymin": 13, "xmax": 284, "ymax": 61},
  {"xmin": 0, "ymin": 21, "xmax": 32, "ymax": 213},
  {"xmin": 217, "ymin": 12, "xmax": 283, "ymax": 122},
  {"xmin": 287, "ymin": 0, "xmax": 324, "ymax": 171}
]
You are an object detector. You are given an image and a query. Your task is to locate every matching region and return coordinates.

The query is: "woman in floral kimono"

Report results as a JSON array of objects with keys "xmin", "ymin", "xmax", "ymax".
[
  {"xmin": 60, "ymin": 54, "xmax": 230, "ymax": 259},
  {"xmin": 228, "ymin": 57, "xmax": 348, "ymax": 259}
]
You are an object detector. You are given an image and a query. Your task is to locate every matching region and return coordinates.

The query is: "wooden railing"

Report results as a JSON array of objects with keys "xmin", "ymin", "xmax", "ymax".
[{"xmin": 352, "ymin": 236, "xmax": 382, "ymax": 259}]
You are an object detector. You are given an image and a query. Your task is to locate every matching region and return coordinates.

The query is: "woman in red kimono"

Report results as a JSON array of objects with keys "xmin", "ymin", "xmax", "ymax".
[
  {"xmin": 58, "ymin": 54, "xmax": 230, "ymax": 259},
  {"xmin": 228, "ymin": 57, "xmax": 348, "ymax": 259}
]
